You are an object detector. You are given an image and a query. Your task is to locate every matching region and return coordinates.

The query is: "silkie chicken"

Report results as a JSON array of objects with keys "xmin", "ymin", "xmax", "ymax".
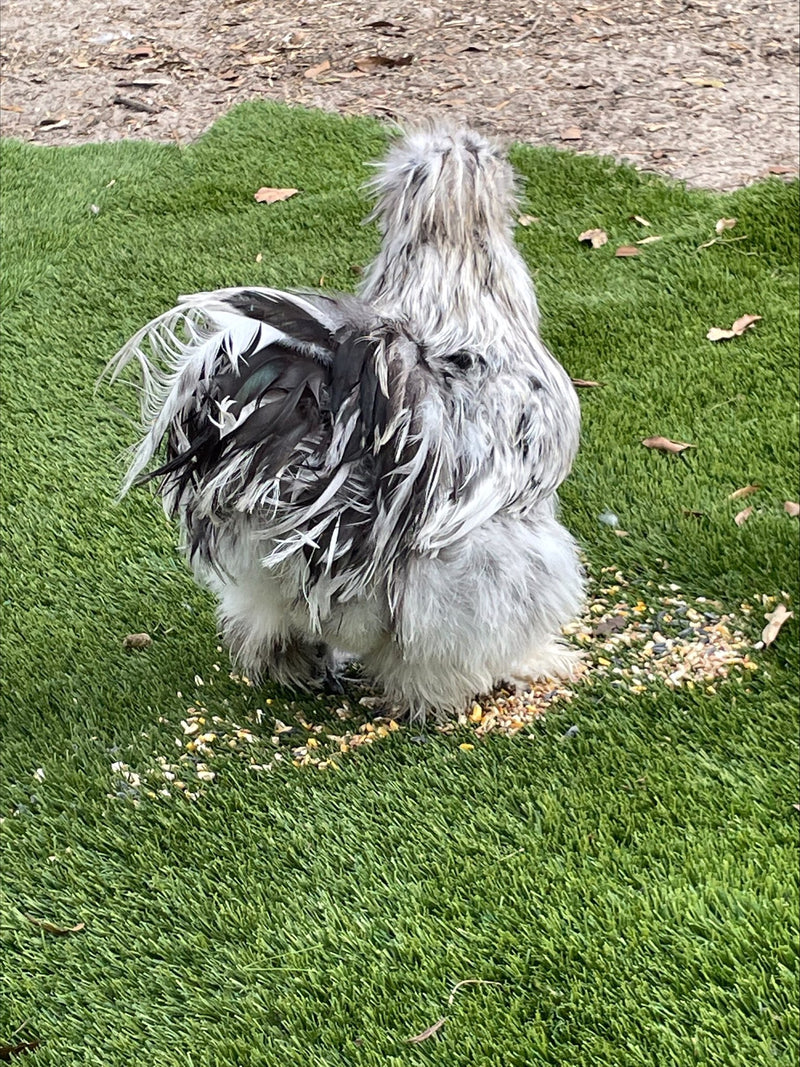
[{"xmin": 108, "ymin": 124, "xmax": 584, "ymax": 721}]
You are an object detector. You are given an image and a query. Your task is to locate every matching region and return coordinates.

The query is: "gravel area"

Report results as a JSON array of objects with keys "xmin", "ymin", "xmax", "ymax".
[{"xmin": 1, "ymin": 0, "xmax": 798, "ymax": 189}]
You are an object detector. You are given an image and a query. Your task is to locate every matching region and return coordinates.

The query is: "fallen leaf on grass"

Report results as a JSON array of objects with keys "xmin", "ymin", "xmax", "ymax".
[
  {"xmin": 761, "ymin": 603, "xmax": 793, "ymax": 647},
  {"xmin": 682, "ymin": 508, "xmax": 706, "ymax": 519},
  {"xmin": 630, "ymin": 214, "xmax": 651, "ymax": 226},
  {"xmin": 516, "ymin": 214, "xmax": 539, "ymax": 226},
  {"xmin": 784, "ymin": 501, "xmax": 800, "ymax": 517},
  {"xmin": 0, "ymin": 1039, "xmax": 41, "ymax": 1061},
  {"xmin": 353, "ymin": 53, "xmax": 413, "ymax": 72},
  {"xmin": 636, "ymin": 235, "xmax": 663, "ymax": 245},
  {"xmin": 642, "ymin": 436, "xmax": 694, "ymax": 454},
  {"xmin": 560, "ymin": 126, "xmax": 582, "ymax": 140},
  {"xmin": 734, "ymin": 505, "xmax": 753, "ymax": 526},
  {"xmin": 731, "ymin": 314, "xmax": 762, "ymax": 333},
  {"xmin": 407, "ymin": 1017, "xmax": 446, "ymax": 1043},
  {"xmin": 25, "ymin": 915, "xmax": 85, "ymax": 935},
  {"xmin": 615, "ymin": 245, "xmax": 640, "ymax": 257},
  {"xmin": 303, "ymin": 60, "xmax": 331, "ymax": 78},
  {"xmin": 706, "ymin": 314, "xmax": 761, "ymax": 341},
  {"xmin": 254, "ymin": 187, "xmax": 298, "ymax": 204},
  {"xmin": 571, "ymin": 378, "xmax": 603, "ymax": 387},
  {"xmin": 715, "ymin": 217, "xmax": 737, "ymax": 234},
  {"xmin": 123, "ymin": 632, "xmax": 152, "ymax": 649},
  {"xmin": 578, "ymin": 228, "xmax": 607, "ymax": 248},
  {"xmin": 729, "ymin": 484, "xmax": 760, "ymax": 500}
]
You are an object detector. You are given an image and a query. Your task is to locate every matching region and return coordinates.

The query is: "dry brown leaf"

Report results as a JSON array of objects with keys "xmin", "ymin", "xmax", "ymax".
[
  {"xmin": 682, "ymin": 508, "xmax": 706, "ymax": 519},
  {"xmin": 734, "ymin": 505, "xmax": 753, "ymax": 526},
  {"xmin": 116, "ymin": 76, "xmax": 171, "ymax": 89},
  {"xmin": 304, "ymin": 60, "xmax": 331, "ymax": 79},
  {"xmin": 516, "ymin": 214, "xmax": 539, "ymax": 226},
  {"xmin": 254, "ymin": 187, "xmax": 298, "ymax": 204},
  {"xmin": 784, "ymin": 501, "xmax": 800, "ymax": 517},
  {"xmin": 560, "ymin": 126, "xmax": 582, "ymax": 140},
  {"xmin": 123, "ymin": 632, "xmax": 152, "ymax": 649},
  {"xmin": 636, "ymin": 235, "xmax": 663, "ymax": 245},
  {"xmin": 767, "ymin": 165, "xmax": 795, "ymax": 175},
  {"xmin": 578, "ymin": 228, "xmax": 607, "ymax": 249},
  {"xmin": 571, "ymin": 378, "xmax": 603, "ymax": 387},
  {"xmin": 407, "ymin": 1017, "xmax": 446, "ymax": 1043},
  {"xmin": 630, "ymin": 214, "xmax": 652, "ymax": 226},
  {"xmin": 25, "ymin": 915, "xmax": 85, "ymax": 936},
  {"xmin": 0, "ymin": 1039, "xmax": 42, "ymax": 1061},
  {"xmin": 730, "ymin": 313, "xmax": 762, "ymax": 334},
  {"xmin": 613, "ymin": 528, "xmax": 629, "ymax": 537},
  {"xmin": 353, "ymin": 53, "xmax": 413, "ymax": 72},
  {"xmin": 642, "ymin": 436, "xmax": 694, "ymax": 454},
  {"xmin": 38, "ymin": 117, "xmax": 70, "ymax": 130},
  {"xmin": 366, "ymin": 19, "xmax": 407, "ymax": 36},
  {"xmin": 715, "ymin": 217, "xmax": 737, "ymax": 234},
  {"xmin": 706, "ymin": 326, "xmax": 737, "ymax": 341},
  {"xmin": 728, "ymin": 484, "xmax": 760, "ymax": 500},
  {"xmin": 707, "ymin": 314, "xmax": 761, "ymax": 341},
  {"xmin": 761, "ymin": 603, "xmax": 793, "ymax": 647},
  {"xmin": 615, "ymin": 245, "xmax": 640, "ymax": 257},
  {"xmin": 684, "ymin": 76, "xmax": 726, "ymax": 88}
]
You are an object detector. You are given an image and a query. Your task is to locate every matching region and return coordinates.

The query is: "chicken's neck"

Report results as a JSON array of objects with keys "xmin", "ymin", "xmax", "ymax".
[{"xmin": 358, "ymin": 233, "xmax": 542, "ymax": 358}]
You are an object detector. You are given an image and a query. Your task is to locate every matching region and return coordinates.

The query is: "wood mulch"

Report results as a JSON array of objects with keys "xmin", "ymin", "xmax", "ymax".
[{"xmin": 1, "ymin": 0, "xmax": 798, "ymax": 188}]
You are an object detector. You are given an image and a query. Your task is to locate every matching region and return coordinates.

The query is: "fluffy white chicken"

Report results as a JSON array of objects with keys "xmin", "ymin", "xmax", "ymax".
[{"xmin": 108, "ymin": 125, "xmax": 584, "ymax": 720}]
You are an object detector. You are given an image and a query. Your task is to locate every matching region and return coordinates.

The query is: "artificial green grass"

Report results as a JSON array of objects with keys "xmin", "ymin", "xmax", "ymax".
[{"xmin": 1, "ymin": 101, "xmax": 797, "ymax": 1066}]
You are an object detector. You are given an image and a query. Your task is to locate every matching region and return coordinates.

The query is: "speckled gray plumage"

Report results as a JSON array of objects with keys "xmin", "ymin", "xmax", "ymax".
[{"xmin": 108, "ymin": 124, "xmax": 584, "ymax": 720}]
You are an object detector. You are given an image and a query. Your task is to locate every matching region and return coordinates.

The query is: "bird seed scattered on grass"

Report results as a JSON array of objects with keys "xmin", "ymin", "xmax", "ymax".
[{"xmin": 109, "ymin": 573, "xmax": 780, "ymax": 799}]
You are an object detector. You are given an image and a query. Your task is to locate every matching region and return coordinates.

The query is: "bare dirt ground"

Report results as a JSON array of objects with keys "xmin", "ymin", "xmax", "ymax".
[{"xmin": 1, "ymin": 0, "xmax": 798, "ymax": 190}]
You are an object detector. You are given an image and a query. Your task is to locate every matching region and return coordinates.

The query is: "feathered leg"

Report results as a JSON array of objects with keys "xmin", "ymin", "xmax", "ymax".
[
  {"xmin": 212, "ymin": 566, "xmax": 330, "ymax": 689},
  {"xmin": 366, "ymin": 509, "xmax": 584, "ymax": 722}
]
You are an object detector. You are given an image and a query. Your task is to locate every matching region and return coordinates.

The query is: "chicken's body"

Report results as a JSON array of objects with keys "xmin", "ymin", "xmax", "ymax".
[{"xmin": 109, "ymin": 126, "xmax": 583, "ymax": 720}]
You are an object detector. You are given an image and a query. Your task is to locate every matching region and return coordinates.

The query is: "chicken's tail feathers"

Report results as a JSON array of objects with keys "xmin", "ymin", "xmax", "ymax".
[{"xmin": 102, "ymin": 287, "xmax": 344, "ymax": 498}]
